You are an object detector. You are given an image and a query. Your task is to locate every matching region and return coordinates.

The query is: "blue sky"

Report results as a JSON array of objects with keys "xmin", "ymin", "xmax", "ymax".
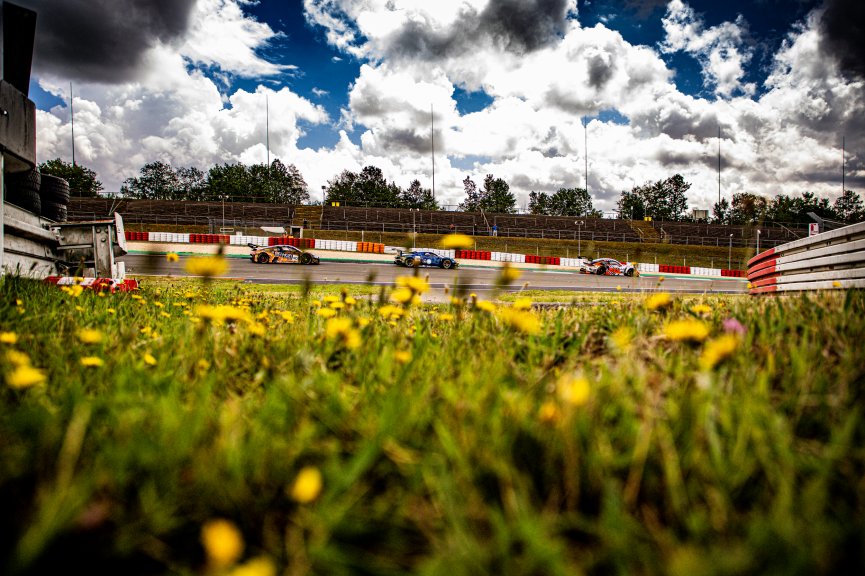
[{"xmin": 20, "ymin": 0, "xmax": 863, "ymax": 212}]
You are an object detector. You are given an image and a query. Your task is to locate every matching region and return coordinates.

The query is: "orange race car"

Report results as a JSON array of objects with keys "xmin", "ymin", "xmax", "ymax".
[{"xmin": 248, "ymin": 243, "xmax": 320, "ymax": 265}]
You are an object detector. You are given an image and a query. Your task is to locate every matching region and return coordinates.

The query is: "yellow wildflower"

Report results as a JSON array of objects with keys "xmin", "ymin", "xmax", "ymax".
[
  {"xmin": 390, "ymin": 287, "xmax": 415, "ymax": 305},
  {"xmin": 143, "ymin": 353, "xmax": 157, "ymax": 366},
  {"xmin": 60, "ymin": 284, "xmax": 84, "ymax": 298},
  {"xmin": 690, "ymin": 304, "xmax": 712, "ymax": 316},
  {"xmin": 6, "ymin": 365, "xmax": 46, "ymax": 389},
  {"xmin": 378, "ymin": 305, "xmax": 405, "ymax": 320},
  {"xmin": 557, "ymin": 374, "xmax": 591, "ymax": 406},
  {"xmin": 316, "ymin": 308, "xmax": 337, "ymax": 319},
  {"xmin": 396, "ymin": 275, "xmax": 430, "ymax": 294},
  {"xmin": 6, "ymin": 349, "xmax": 31, "ymax": 367},
  {"xmin": 329, "ymin": 301, "xmax": 345, "ymax": 310},
  {"xmin": 832, "ymin": 281, "xmax": 841, "ymax": 288},
  {"xmin": 497, "ymin": 263, "xmax": 522, "ymax": 283},
  {"xmin": 201, "ymin": 519, "xmax": 244, "ymax": 569},
  {"xmin": 699, "ymin": 334, "xmax": 740, "ymax": 371},
  {"xmin": 229, "ymin": 557, "xmax": 277, "ymax": 576},
  {"xmin": 0, "ymin": 332, "xmax": 18, "ymax": 344},
  {"xmin": 438, "ymin": 312, "xmax": 454, "ymax": 321},
  {"xmin": 311, "ymin": 300, "xmax": 322, "ymax": 308},
  {"xmin": 77, "ymin": 328, "xmax": 104, "ymax": 344},
  {"xmin": 610, "ymin": 326, "xmax": 633, "ymax": 351},
  {"xmin": 645, "ymin": 292, "xmax": 672, "ymax": 311},
  {"xmin": 80, "ymin": 356, "xmax": 104, "ymax": 368},
  {"xmin": 475, "ymin": 300, "xmax": 496, "ymax": 313},
  {"xmin": 185, "ymin": 255, "xmax": 229, "ymax": 277},
  {"xmin": 196, "ymin": 305, "xmax": 252, "ymax": 324},
  {"xmin": 664, "ymin": 319, "xmax": 710, "ymax": 342},
  {"xmin": 538, "ymin": 401, "xmax": 560, "ymax": 424},
  {"xmin": 280, "ymin": 311, "xmax": 295, "ymax": 323},
  {"xmin": 160, "ymin": 311, "xmax": 171, "ymax": 318},
  {"xmin": 498, "ymin": 308, "xmax": 541, "ymax": 335},
  {"xmin": 198, "ymin": 359, "xmax": 211, "ymax": 371},
  {"xmin": 107, "ymin": 308, "xmax": 116, "ymax": 315},
  {"xmin": 165, "ymin": 252, "xmax": 180, "ymax": 262},
  {"xmin": 247, "ymin": 323, "xmax": 266, "ymax": 337},
  {"xmin": 322, "ymin": 295, "xmax": 340, "ymax": 303},
  {"xmin": 512, "ymin": 297, "xmax": 532, "ymax": 311},
  {"xmin": 440, "ymin": 233, "xmax": 473, "ymax": 250},
  {"xmin": 153, "ymin": 301, "xmax": 164, "ymax": 308},
  {"xmin": 290, "ymin": 466, "xmax": 323, "ymax": 503},
  {"xmin": 325, "ymin": 317, "xmax": 360, "ymax": 349},
  {"xmin": 394, "ymin": 350, "xmax": 412, "ymax": 364},
  {"xmin": 357, "ymin": 317, "xmax": 371, "ymax": 328},
  {"xmin": 344, "ymin": 296, "xmax": 357, "ymax": 306}
]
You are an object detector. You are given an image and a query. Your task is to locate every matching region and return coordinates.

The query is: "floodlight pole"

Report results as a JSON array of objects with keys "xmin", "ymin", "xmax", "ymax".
[
  {"xmin": 756, "ymin": 229, "xmax": 761, "ymax": 254},
  {"xmin": 728, "ymin": 233, "xmax": 733, "ymax": 269},
  {"xmin": 576, "ymin": 220, "xmax": 584, "ymax": 258}
]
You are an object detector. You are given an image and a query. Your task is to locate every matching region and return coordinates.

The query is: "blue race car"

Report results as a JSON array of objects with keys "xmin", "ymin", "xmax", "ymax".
[{"xmin": 394, "ymin": 250, "xmax": 458, "ymax": 269}]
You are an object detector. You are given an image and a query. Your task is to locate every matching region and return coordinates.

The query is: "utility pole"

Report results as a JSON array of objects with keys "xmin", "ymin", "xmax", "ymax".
[
  {"xmin": 70, "ymin": 82, "xmax": 76, "ymax": 166},
  {"xmin": 584, "ymin": 117, "xmax": 588, "ymax": 195},
  {"xmin": 842, "ymin": 135, "xmax": 845, "ymax": 194},
  {"xmin": 718, "ymin": 125, "xmax": 721, "ymax": 208},
  {"xmin": 266, "ymin": 93, "xmax": 270, "ymax": 201},
  {"xmin": 431, "ymin": 104, "xmax": 435, "ymax": 200}
]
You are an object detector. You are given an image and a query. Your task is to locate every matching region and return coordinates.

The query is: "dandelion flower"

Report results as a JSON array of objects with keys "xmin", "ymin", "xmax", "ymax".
[
  {"xmin": 77, "ymin": 328, "xmax": 104, "ymax": 344},
  {"xmin": 185, "ymin": 255, "xmax": 229, "ymax": 277},
  {"xmin": 498, "ymin": 308, "xmax": 541, "ymax": 335},
  {"xmin": 538, "ymin": 401, "xmax": 560, "ymax": 424},
  {"xmin": 557, "ymin": 374, "xmax": 591, "ymax": 406},
  {"xmin": 290, "ymin": 466, "xmax": 323, "ymax": 503},
  {"xmin": 0, "ymin": 332, "xmax": 18, "ymax": 344},
  {"xmin": 325, "ymin": 317, "xmax": 360, "ymax": 349},
  {"xmin": 497, "ymin": 263, "xmax": 522, "ymax": 284},
  {"xmin": 107, "ymin": 308, "xmax": 116, "ymax": 315},
  {"xmin": 474, "ymin": 300, "xmax": 496, "ymax": 313},
  {"xmin": 166, "ymin": 252, "xmax": 180, "ymax": 263},
  {"xmin": 691, "ymin": 304, "xmax": 712, "ymax": 316},
  {"xmin": 6, "ymin": 365, "xmax": 46, "ymax": 389},
  {"xmin": 196, "ymin": 305, "xmax": 252, "ymax": 324},
  {"xmin": 80, "ymin": 356, "xmax": 104, "ymax": 368},
  {"xmin": 280, "ymin": 311, "xmax": 295, "ymax": 323},
  {"xmin": 512, "ymin": 297, "xmax": 532, "ymax": 311},
  {"xmin": 378, "ymin": 305, "xmax": 405, "ymax": 320},
  {"xmin": 699, "ymin": 334, "xmax": 740, "ymax": 371},
  {"xmin": 832, "ymin": 281, "xmax": 842, "ymax": 288},
  {"xmin": 610, "ymin": 326, "xmax": 633, "ymax": 351},
  {"xmin": 316, "ymin": 308, "xmax": 337, "ymax": 319},
  {"xmin": 329, "ymin": 301, "xmax": 345, "ymax": 310},
  {"xmin": 390, "ymin": 287, "xmax": 415, "ymax": 305},
  {"xmin": 143, "ymin": 353, "xmax": 157, "ymax": 366},
  {"xmin": 201, "ymin": 519, "xmax": 244, "ymax": 569},
  {"xmin": 396, "ymin": 275, "xmax": 430, "ymax": 294},
  {"xmin": 438, "ymin": 313, "xmax": 454, "ymax": 321},
  {"xmin": 61, "ymin": 285, "xmax": 84, "ymax": 298},
  {"xmin": 247, "ymin": 323, "xmax": 266, "ymax": 337},
  {"xmin": 394, "ymin": 350, "xmax": 412, "ymax": 364},
  {"xmin": 229, "ymin": 557, "xmax": 277, "ymax": 576},
  {"xmin": 440, "ymin": 233, "xmax": 473, "ymax": 250},
  {"xmin": 322, "ymin": 295, "xmax": 340, "ymax": 303},
  {"xmin": 6, "ymin": 349, "xmax": 31, "ymax": 367},
  {"xmin": 344, "ymin": 296, "xmax": 357, "ymax": 306},
  {"xmin": 664, "ymin": 319, "xmax": 710, "ymax": 342},
  {"xmin": 645, "ymin": 292, "xmax": 672, "ymax": 311}
]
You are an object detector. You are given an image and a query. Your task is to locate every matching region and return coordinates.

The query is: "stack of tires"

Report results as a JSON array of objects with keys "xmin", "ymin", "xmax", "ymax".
[
  {"xmin": 3, "ymin": 170, "xmax": 70, "ymax": 222},
  {"xmin": 4, "ymin": 169, "xmax": 41, "ymax": 215},
  {"xmin": 40, "ymin": 174, "xmax": 70, "ymax": 222}
]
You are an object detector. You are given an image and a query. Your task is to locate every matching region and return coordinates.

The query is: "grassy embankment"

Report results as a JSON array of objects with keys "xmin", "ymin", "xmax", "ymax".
[
  {"xmin": 127, "ymin": 223, "xmax": 754, "ymax": 270},
  {"xmin": 1, "ymin": 266, "xmax": 863, "ymax": 575}
]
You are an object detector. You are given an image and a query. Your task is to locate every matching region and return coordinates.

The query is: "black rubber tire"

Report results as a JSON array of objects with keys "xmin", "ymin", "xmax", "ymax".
[
  {"xmin": 300, "ymin": 252, "xmax": 312, "ymax": 265},
  {"xmin": 596, "ymin": 265, "xmax": 607, "ymax": 276},
  {"xmin": 40, "ymin": 174, "xmax": 70, "ymax": 204},
  {"xmin": 41, "ymin": 200, "xmax": 67, "ymax": 222},
  {"xmin": 625, "ymin": 268, "xmax": 634, "ymax": 277},
  {"xmin": 256, "ymin": 252, "xmax": 269, "ymax": 264},
  {"xmin": 4, "ymin": 169, "xmax": 41, "ymax": 214},
  {"xmin": 441, "ymin": 259, "xmax": 453, "ymax": 269}
]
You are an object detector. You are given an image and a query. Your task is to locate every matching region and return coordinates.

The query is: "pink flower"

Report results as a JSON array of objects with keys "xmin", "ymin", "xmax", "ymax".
[{"xmin": 722, "ymin": 317, "xmax": 746, "ymax": 336}]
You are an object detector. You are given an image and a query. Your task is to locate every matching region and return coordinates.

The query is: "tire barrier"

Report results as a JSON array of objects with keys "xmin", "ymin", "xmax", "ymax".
[
  {"xmin": 268, "ymin": 236, "xmax": 315, "ymax": 249},
  {"xmin": 356, "ymin": 241, "xmax": 384, "ymax": 253},
  {"xmin": 747, "ymin": 220, "xmax": 865, "ymax": 295},
  {"xmin": 4, "ymin": 169, "xmax": 41, "ymax": 215},
  {"xmin": 39, "ymin": 174, "xmax": 70, "ymax": 222},
  {"xmin": 659, "ymin": 264, "xmax": 691, "ymax": 275}
]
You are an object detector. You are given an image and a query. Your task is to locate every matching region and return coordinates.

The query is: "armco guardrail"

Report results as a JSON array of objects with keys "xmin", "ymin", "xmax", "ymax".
[{"xmin": 747, "ymin": 221, "xmax": 865, "ymax": 294}]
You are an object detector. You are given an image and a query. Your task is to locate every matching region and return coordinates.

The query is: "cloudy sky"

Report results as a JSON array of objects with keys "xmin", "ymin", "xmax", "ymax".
[{"xmin": 20, "ymin": 0, "xmax": 864, "ymax": 213}]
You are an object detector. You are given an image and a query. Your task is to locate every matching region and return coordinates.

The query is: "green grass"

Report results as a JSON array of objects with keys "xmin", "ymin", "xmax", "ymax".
[{"xmin": 1, "ymin": 274, "xmax": 863, "ymax": 575}]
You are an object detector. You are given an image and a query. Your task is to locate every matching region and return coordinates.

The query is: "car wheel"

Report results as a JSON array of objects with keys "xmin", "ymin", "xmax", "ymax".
[
  {"xmin": 442, "ymin": 259, "xmax": 453, "ymax": 269},
  {"xmin": 625, "ymin": 268, "xmax": 634, "ymax": 277},
  {"xmin": 256, "ymin": 252, "xmax": 269, "ymax": 264},
  {"xmin": 596, "ymin": 265, "xmax": 607, "ymax": 275},
  {"xmin": 300, "ymin": 252, "xmax": 312, "ymax": 265}
]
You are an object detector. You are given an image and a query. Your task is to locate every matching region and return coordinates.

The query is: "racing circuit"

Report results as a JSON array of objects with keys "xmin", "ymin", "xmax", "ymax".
[{"xmin": 121, "ymin": 250, "xmax": 748, "ymax": 302}]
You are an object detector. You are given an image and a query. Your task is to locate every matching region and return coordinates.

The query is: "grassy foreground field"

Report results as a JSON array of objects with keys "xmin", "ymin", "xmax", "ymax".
[{"xmin": 1, "ymin": 270, "xmax": 864, "ymax": 575}]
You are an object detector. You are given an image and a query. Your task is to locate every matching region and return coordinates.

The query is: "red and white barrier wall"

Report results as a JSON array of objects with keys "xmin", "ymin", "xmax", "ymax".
[
  {"xmin": 124, "ymin": 231, "xmax": 747, "ymax": 279},
  {"xmin": 748, "ymin": 220, "xmax": 865, "ymax": 294}
]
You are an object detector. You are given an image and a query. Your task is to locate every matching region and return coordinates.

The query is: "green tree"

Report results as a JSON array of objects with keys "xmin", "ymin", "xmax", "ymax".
[
  {"xmin": 711, "ymin": 198, "xmax": 730, "ymax": 224},
  {"xmin": 177, "ymin": 166, "xmax": 207, "ymax": 201},
  {"xmin": 616, "ymin": 189, "xmax": 645, "ymax": 220},
  {"xmin": 324, "ymin": 170, "xmax": 359, "ymax": 205},
  {"xmin": 528, "ymin": 191, "xmax": 551, "ymax": 215},
  {"xmin": 480, "ymin": 174, "xmax": 516, "ymax": 214},
  {"xmin": 458, "ymin": 176, "xmax": 481, "ymax": 212},
  {"xmin": 121, "ymin": 161, "xmax": 180, "ymax": 200},
  {"xmin": 400, "ymin": 180, "xmax": 438, "ymax": 210},
  {"xmin": 766, "ymin": 194, "xmax": 798, "ymax": 224},
  {"xmin": 206, "ymin": 163, "xmax": 252, "ymax": 202},
  {"xmin": 833, "ymin": 189, "xmax": 865, "ymax": 224},
  {"xmin": 549, "ymin": 187, "xmax": 598, "ymax": 217},
  {"xmin": 729, "ymin": 192, "xmax": 768, "ymax": 225},
  {"xmin": 324, "ymin": 166, "xmax": 400, "ymax": 207},
  {"xmin": 38, "ymin": 158, "xmax": 103, "ymax": 197}
]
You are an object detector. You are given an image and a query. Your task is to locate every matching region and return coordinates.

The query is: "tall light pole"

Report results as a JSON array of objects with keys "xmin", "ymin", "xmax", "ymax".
[
  {"xmin": 321, "ymin": 185, "xmax": 326, "ymax": 206},
  {"xmin": 756, "ymin": 229, "xmax": 761, "ymax": 254},
  {"xmin": 576, "ymin": 220, "xmax": 584, "ymax": 258},
  {"xmin": 219, "ymin": 194, "xmax": 227, "ymax": 229},
  {"xmin": 728, "ymin": 233, "xmax": 733, "ymax": 269},
  {"xmin": 412, "ymin": 208, "xmax": 418, "ymax": 249}
]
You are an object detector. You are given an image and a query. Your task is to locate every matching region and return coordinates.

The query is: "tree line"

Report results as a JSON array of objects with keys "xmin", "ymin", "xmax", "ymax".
[{"xmin": 38, "ymin": 158, "xmax": 864, "ymax": 225}]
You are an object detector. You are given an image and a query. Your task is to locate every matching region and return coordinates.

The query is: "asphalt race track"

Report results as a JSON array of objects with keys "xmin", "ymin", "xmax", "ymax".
[{"xmin": 121, "ymin": 254, "xmax": 748, "ymax": 301}]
